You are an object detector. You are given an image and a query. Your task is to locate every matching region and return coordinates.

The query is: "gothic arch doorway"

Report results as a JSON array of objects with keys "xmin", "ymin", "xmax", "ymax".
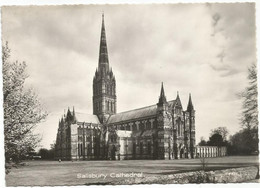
[
  {"xmin": 140, "ymin": 142, "xmax": 143, "ymax": 159},
  {"xmin": 133, "ymin": 142, "xmax": 136, "ymax": 159},
  {"xmin": 153, "ymin": 141, "xmax": 158, "ymax": 159},
  {"xmin": 111, "ymin": 145, "xmax": 116, "ymax": 160},
  {"xmin": 180, "ymin": 148, "xmax": 184, "ymax": 159}
]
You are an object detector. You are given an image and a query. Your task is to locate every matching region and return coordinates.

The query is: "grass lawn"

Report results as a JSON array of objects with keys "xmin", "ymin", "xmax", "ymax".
[{"xmin": 5, "ymin": 155, "xmax": 259, "ymax": 186}]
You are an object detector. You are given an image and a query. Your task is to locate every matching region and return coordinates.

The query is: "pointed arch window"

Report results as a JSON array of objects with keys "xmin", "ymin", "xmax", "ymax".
[
  {"xmin": 78, "ymin": 143, "xmax": 83, "ymax": 156},
  {"xmin": 177, "ymin": 119, "xmax": 181, "ymax": 136},
  {"xmin": 132, "ymin": 124, "xmax": 137, "ymax": 131},
  {"xmin": 147, "ymin": 142, "xmax": 152, "ymax": 155},
  {"xmin": 113, "ymin": 102, "xmax": 115, "ymax": 112},
  {"xmin": 87, "ymin": 144, "xmax": 91, "ymax": 157},
  {"xmin": 106, "ymin": 101, "xmax": 109, "ymax": 111},
  {"xmin": 146, "ymin": 121, "xmax": 151, "ymax": 130},
  {"xmin": 140, "ymin": 142, "xmax": 143, "ymax": 156},
  {"xmin": 99, "ymin": 86, "xmax": 102, "ymax": 94},
  {"xmin": 140, "ymin": 122, "xmax": 144, "ymax": 131}
]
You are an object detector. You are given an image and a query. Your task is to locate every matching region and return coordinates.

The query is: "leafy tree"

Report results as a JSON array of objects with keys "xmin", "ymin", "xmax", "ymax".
[
  {"xmin": 229, "ymin": 128, "xmax": 258, "ymax": 155},
  {"xmin": 207, "ymin": 133, "xmax": 226, "ymax": 147},
  {"xmin": 38, "ymin": 143, "xmax": 55, "ymax": 160},
  {"xmin": 210, "ymin": 127, "xmax": 229, "ymax": 141},
  {"xmin": 38, "ymin": 147, "xmax": 55, "ymax": 160},
  {"xmin": 3, "ymin": 42, "xmax": 47, "ymax": 172},
  {"xmin": 239, "ymin": 64, "xmax": 258, "ymax": 130},
  {"xmin": 229, "ymin": 63, "xmax": 259, "ymax": 155},
  {"xmin": 198, "ymin": 137, "xmax": 207, "ymax": 146}
]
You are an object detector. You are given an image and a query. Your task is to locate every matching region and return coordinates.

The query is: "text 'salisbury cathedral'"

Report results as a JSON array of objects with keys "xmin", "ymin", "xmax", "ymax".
[{"xmin": 54, "ymin": 15, "xmax": 226, "ymax": 160}]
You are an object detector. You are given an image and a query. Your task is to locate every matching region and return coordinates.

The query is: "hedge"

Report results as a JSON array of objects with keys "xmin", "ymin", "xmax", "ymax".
[{"xmin": 112, "ymin": 166, "xmax": 259, "ymax": 184}]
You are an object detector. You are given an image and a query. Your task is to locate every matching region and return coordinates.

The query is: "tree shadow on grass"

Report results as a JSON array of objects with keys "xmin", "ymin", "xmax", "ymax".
[{"xmin": 84, "ymin": 182, "xmax": 112, "ymax": 186}]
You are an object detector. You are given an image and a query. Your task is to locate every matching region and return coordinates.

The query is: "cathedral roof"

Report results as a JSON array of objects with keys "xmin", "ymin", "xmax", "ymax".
[
  {"xmin": 116, "ymin": 130, "xmax": 132, "ymax": 137},
  {"xmin": 168, "ymin": 100, "xmax": 177, "ymax": 109},
  {"xmin": 75, "ymin": 112, "xmax": 100, "ymax": 124},
  {"xmin": 107, "ymin": 100, "xmax": 176, "ymax": 124},
  {"xmin": 142, "ymin": 129, "xmax": 157, "ymax": 137}
]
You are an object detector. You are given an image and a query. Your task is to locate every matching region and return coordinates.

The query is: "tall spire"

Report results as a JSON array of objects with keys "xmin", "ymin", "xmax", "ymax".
[
  {"xmin": 93, "ymin": 13, "xmax": 117, "ymax": 121},
  {"xmin": 72, "ymin": 106, "xmax": 76, "ymax": 122},
  {"xmin": 98, "ymin": 13, "xmax": 109, "ymax": 72},
  {"xmin": 187, "ymin": 93, "xmax": 194, "ymax": 111},
  {"xmin": 158, "ymin": 82, "xmax": 167, "ymax": 104}
]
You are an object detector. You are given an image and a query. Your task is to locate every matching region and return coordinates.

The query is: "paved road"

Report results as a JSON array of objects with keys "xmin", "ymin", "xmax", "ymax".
[{"xmin": 5, "ymin": 155, "xmax": 259, "ymax": 186}]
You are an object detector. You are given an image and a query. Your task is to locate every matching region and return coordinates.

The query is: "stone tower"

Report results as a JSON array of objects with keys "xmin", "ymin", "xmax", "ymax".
[
  {"xmin": 156, "ymin": 83, "xmax": 172, "ymax": 159},
  {"xmin": 187, "ymin": 94, "xmax": 195, "ymax": 158},
  {"xmin": 93, "ymin": 14, "xmax": 116, "ymax": 123}
]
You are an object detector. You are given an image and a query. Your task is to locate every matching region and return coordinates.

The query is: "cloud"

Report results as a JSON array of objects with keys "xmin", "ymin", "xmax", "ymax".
[
  {"xmin": 212, "ymin": 13, "xmax": 221, "ymax": 27},
  {"xmin": 207, "ymin": 3, "xmax": 256, "ymax": 79}
]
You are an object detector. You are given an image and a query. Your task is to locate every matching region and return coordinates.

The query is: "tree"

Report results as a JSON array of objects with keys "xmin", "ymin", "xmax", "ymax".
[
  {"xmin": 38, "ymin": 148, "xmax": 54, "ymax": 160},
  {"xmin": 210, "ymin": 127, "xmax": 229, "ymax": 141},
  {"xmin": 207, "ymin": 133, "xmax": 225, "ymax": 147},
  {"xmin": 239, "ymin": 64, "xmax": 258, "ymax": 130},
  {"xmin": 198, "ymin": 137, "xmax": 207, "ymax": 146},
  {"xmin": 230, "ymin": 63, "xmax": 259, "ymax": 155},
  {"xmin": 3, "ymin": 42, "xmax": 47, "ymax": 171},
  {"xmin": 229, "ymin": 128, "xmax": 258, "ymax": 155},
  {"xmin": 38, "ymin": 143, "xmax": 55, "ymax": 160}
]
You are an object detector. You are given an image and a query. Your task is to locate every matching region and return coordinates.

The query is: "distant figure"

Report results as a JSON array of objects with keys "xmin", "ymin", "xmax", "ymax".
[{"xmin": 59, "ymin": 159, "xmax": 61, "ymax": 162}]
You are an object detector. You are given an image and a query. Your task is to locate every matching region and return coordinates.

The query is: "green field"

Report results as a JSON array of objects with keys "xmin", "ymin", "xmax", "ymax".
[{"xmin": 5, "ymin": 156, "xmax": 259, "ymax": 186}]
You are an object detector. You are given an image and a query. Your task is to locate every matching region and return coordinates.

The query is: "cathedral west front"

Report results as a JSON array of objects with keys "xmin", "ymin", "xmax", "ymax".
[{"xmin": 54, "ymin": 14, "xmax": 226, "ymax": 160}]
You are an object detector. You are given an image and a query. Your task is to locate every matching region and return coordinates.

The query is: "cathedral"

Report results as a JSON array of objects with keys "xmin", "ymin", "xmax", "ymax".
[{"xmin": 54, "ymin": 15, "xmax": 226, "ymax": 160}]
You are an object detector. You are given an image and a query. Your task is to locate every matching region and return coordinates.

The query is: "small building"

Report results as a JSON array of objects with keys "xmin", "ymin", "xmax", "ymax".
[{"xmin": 195, "ymin": 146, "xmax": 227, "ymax": 158}]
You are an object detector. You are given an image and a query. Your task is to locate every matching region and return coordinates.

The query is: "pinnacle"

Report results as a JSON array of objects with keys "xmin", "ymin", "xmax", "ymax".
[
  {"xmin": 159, "ymin": 82, "xmax": 167, "ymax": 104},
  {"xmin": 187, "ymin": 93, "xmax": 194, "ymax": 111}
]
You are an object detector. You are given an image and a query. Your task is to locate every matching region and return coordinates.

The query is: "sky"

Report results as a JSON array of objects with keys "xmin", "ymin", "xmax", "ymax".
[{"xmin": 1, "ymin": 3, "xmax": 257, "ymax": 149}]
